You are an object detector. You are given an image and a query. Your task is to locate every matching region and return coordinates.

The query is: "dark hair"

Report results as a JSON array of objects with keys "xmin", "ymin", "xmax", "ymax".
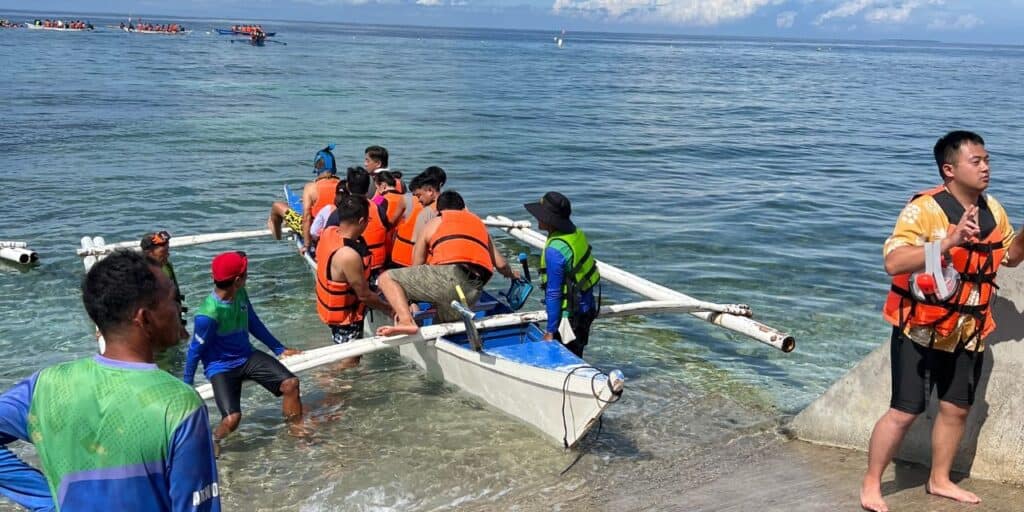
[
  {"xmin": 335, "ymin": 194, "xmax": 369, "ymax": 224},
  {"xmin": 214, "ymin": 278, "xmax": 237, "ymax": 290},
  {"xmin": 423, "ymin": 166, "xmax": 447, "ymax": 188},
  {"xmin": 373, "ymin": 170, "xmax": 403, "ymax": 187},
  {"xmin": 346, "ymin": 166, "xmax": 371, "ymax": 196},
  {"xmin": 934, "ymin": 130, "xmax": 985, "ymax": 179},
  {"xmin": 333, "ymin": 186, "xmax": 352, "ymax": 208},
  {"xmin": 82, "ymin": 250, "xmax": 162, "ymax": 333},
  {"xmin": 436, "ymin": 190, "xmax": 465, "ymax": 212},
  {"xmin": 365, "ymin": 145, "xmax": 389, "ymax": 168},
  {"xmin": 411, "ymin": 167, "xmax": 444, "ymax": 192}
]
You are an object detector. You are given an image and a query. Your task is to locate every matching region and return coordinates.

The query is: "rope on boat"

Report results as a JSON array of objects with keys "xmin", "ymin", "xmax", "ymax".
[{"xmin": 558, "ymin": 364, "xmax": 623, "ymax": 474}]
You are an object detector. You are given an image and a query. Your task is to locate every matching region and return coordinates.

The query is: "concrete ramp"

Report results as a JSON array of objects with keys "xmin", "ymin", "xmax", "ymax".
[{"xmin": 791, "ymin": 265, "xmax": 1024, "ymax": 484}]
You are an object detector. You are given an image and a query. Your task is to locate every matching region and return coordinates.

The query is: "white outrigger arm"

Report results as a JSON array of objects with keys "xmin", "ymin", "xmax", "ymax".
[{"xmin": 485, "ymin": 216, "xmax": 796, "ymax": 353}]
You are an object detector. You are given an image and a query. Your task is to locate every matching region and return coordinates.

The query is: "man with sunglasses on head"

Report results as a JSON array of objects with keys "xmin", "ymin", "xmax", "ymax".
[
  {"xmin": 141, "ymin": 230, "xmax": 185, "ymax": 312},
  {"xmin": 183, "ymin": 251, "xmax": 304, "ymax": 453}
]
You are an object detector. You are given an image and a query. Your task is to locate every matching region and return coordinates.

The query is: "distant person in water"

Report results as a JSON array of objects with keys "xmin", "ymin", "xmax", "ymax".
[
  {"xmin": 267, "ymin": 144, "xmax": 342, "ymax": 256},
  {"xmin": 524, "ymin": 192, "xmax": 601, "ymax": 357},
  {"xmin": 376, "ymin": 190, "xmax": 517, "ymax": 336},
  {"xmin": 860, "ymin": 130, "xmax": 1024, "ymax": 512},
  {"xmin": 183, "ymin": 251, "xmax": 305, "ymax": 452},
  {"xmin": 0, "ymin": 250, "xmax": 220, "ymax": 511}
]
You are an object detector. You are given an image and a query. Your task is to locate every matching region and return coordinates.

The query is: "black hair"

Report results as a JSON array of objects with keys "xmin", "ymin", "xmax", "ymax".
[
  {"xmin": 411, "ymin": 167, "xmax": 444, "ymax": 192},
  {"xmin": 335, "ymin": 194, "xmax": 370, "ymax": 224},
  {"xmin": 423, "ymin": 166, "xmax": 447, "ymax": 188},
  {"xmin": 365, "ymin": 145, "xmax": 389, "ymax": 168},
  {"xmin": 214, "ymin": 278, "xmax": 236, "ymax": 290},
  {"xmin": 373, "ymin": 170, "xmax": 403, "ymax": 187},
  {"xmin": 436, "ymin": 190, "xmax": 465, "ymax": 212},
  {"xmin": 333, "ymin": 186, "xmax": 352, "ymax": 208},
  {"xmin": 346, "ymin": 166, "xmax": 371, "ymax": 196},
  {"xmin": 934, "ymin": 130, "xmax": 985, "ymax": 179},
  {"xmin": 82, "ymin": 250, "xmax": 163, "ymax": 333}
]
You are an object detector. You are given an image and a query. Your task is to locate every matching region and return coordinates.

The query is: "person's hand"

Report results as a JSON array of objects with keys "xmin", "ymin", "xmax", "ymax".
[
  {"xmin": 943, "ymin": 205, "xmax": 981, "ymax": 250},
  {"xmin": 542, "ymin": 332, "xmax": 555, "ymax": 341},
  {"xmin": 280, "ymin": 348, "xmax": 302, "ymax": 358},
  {"xmin": 298, "ymin": 244, "xmax": 309, "ymax": 256},
  {"xmin": 509, "ymin": 269, "xmax": 521, "ymax": 281}
]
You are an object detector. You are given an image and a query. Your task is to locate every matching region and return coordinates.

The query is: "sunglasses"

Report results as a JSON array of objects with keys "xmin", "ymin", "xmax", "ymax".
[{"xmin": 150, "ymin": 230, "xmax": 171, "ymax": 246}]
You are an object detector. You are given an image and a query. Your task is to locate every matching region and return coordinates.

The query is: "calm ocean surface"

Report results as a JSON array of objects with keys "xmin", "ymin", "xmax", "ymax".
[{"xmin": 2, "ymin": 12, "xmax": 1024, "ymax": 510}]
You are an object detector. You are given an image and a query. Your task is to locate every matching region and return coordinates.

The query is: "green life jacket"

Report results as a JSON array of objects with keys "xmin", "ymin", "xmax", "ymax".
[{"xmin": 539, "ymin": 228, "xmax": 600, "ymax": 313}]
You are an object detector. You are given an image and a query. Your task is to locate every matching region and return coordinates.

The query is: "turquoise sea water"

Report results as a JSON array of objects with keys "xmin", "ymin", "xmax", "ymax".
[{"xmin": 2, "ymin": 13, "xmax": 1024, "ymax": 510}]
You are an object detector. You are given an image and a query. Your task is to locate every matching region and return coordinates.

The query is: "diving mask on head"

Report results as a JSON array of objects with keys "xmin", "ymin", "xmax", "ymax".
[{"xmin": 909, "ymin": 240, "xmax": 960, "ymax": 304}]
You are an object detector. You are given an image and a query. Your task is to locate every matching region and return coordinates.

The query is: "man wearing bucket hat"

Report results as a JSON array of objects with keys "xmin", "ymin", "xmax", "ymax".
[
  {"xmin": 524, "ymin": 192, "xmax": 601, "ymax": 357},
  {"xmin": 183, "ymin": 251, "xmax": 304, "ymax": 452},
  {"xmin": 267, "ymin": 144, "xmax": 342, "ymax": 254}
]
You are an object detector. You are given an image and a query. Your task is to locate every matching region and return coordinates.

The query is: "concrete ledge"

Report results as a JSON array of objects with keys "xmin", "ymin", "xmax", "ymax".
[{"xmin": 791, "ymin": 265, "xmax": 1024, "ymax": 484}]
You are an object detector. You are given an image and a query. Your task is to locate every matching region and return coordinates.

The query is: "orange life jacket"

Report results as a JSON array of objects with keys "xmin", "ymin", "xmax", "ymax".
[
  {"xmin": 315, "ymin": 227, "xmax": 371, "ymax": 326},
  {"xmin": 381, "ymin": 191, "xmax": 405, "ymax": 259},
  {"xmin": 310, "ymin": 176, "xmax": 340, "ymax": 219},
  {"xmin": 390, "ymin": 200, "xmax": 423, "ymax": 267},
  {"xmin": 362, "ymin": 201, "xmax": 390, "ymax": 271},
  {"xmin": 426, "ymin": 209, "xmax": 493, "ymax": 276},
  {"xmin": 882, "ymin": 185, "xmax": 1006, "ymax": 345}
]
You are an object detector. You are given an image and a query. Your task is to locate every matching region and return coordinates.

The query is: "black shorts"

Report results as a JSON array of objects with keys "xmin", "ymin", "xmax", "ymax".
[
  {"xmin": 554, "ymin": 308, "xmax": 599, "ymax": 358},
  {"xmin": 210, "ymin": 350, "xmax": 296, "ymax": 418},
  {"xmin": 330, "ymin": 321, "xmax": 364, "ymax": 344},
  {"xmin": 889, "ymin": 327, "xmax": 986, "ymax": 414}
]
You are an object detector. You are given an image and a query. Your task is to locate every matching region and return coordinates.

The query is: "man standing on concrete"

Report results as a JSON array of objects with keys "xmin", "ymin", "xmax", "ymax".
[{"xmin": 861, "ymin": 131, "xmax": 1024, "ymax": 512}]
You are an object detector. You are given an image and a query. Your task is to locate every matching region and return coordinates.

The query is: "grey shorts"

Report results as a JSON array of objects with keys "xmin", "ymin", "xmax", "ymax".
[{"xmin": 385, "ymin": 264, "xmax": 486, "ymax": 322}]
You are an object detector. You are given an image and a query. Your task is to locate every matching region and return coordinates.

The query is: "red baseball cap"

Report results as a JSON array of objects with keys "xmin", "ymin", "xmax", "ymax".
[{"xmin": 211, "ymin": 251, "xmax": 248, "ymax": 282}]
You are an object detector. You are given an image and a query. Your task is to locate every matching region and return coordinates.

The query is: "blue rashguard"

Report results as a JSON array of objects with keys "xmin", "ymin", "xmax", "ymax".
[
  {"xmin": 0, "ymin": 356, "xmax": 220, "ymax": 512},
  {"xmin": 544, "ymin": 240, "xmax": 597, "ymax": 335},
  {"xmin": 183, "ymin": 289, "xmax": 286, "ymax": 385}
]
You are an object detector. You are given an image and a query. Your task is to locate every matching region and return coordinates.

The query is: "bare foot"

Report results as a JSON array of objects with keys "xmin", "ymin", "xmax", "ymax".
[
  {"xmin": 376, "ymin": 323, "xmax": 418, "ymax": 336},
  {"xmin": 927, "ymin": 480, "xmax": 981, "ymax": 504},
  {"xmin": 860, "ymin": 479, "xmax": 888, "ymax": 512},
  {"xmin": 267, "ymin": 216, "xmax": 281, "ymax": 240}
]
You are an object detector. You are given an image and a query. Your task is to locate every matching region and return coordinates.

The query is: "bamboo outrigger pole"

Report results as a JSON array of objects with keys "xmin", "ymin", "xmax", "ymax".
[{"xmin": 486, "ymin": 216, "xmax": 796, "ymax": 353}]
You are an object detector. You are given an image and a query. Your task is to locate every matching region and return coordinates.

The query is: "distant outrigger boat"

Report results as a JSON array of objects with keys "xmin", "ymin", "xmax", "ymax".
[
  {"xmin": 25, "ymin": 23, "xmax": 94, "ymax": 32},
  {"xmin": 216, "ymin": 28, "xmax": 276, "ymax": 37},
  {"xmin": 75, "ymin": 188, "xmax": 794, "ymax": 448}
]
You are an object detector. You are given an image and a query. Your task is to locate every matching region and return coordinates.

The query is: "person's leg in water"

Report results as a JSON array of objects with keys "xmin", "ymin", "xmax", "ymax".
[{"xmin": 375, "ymin": 271, "xmax": 418, "ymax": 336}]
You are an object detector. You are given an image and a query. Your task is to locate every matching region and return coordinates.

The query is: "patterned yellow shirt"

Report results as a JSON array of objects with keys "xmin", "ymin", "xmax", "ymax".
[{"xmin": 883, "ymin": 190, "xmax": 1015, "ymax": 351}]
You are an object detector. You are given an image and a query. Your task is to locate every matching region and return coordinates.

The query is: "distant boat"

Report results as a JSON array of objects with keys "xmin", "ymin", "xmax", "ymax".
[
  {"xmin": 216, "ymin": 28, "xmax": 276, "ymax": 37},
  {"xmin": 24, "ymin": 22, "xmax": 94, "ymax": 31}
]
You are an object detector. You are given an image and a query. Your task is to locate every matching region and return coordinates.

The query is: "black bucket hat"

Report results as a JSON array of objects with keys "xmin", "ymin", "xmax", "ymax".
[{"xmin": 524, "ymin": 192, "xmax": 576, "ymax": 233}]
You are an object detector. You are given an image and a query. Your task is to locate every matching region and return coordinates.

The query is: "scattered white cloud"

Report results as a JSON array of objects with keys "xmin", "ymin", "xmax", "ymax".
[
  {"xmin": 776, "ymin": 10, "xmax": 797, "ymax": 28},
  {"xmin": 551, "ymin": 0, "xmax": 782, "ymax": 26},
  {"xmin": 927, "ymin": 13, "xmax": 982, "ymax": 30},
  {"xmin": 814, "ymin": 0, "xmax": 942, "ymax": 26},
  {"xmin": 416, "ymin": 0, "xmax": 443, "ymax": 5}
]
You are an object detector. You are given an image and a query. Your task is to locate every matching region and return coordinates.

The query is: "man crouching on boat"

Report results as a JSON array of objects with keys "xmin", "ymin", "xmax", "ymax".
[
  {"xmin": 317, "ymin": 193, "xmax": 393, "ymax": 365},
  {"xmin": 183, "ymin": 251, "xmax": 304, "ymax": 451},
  {"xmin": 376, "ymin": 191, "xmax": 518, "ymax": 336}
]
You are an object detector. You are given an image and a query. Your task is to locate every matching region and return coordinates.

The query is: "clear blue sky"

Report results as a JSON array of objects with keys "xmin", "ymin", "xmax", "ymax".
[{"xmin": 3, "ymin": 0, "xmax": 1022, "ymax": 44}]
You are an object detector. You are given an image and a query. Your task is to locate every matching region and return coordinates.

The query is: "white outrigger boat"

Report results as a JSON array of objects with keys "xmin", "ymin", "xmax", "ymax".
[{"xmin": 76, "ymin": 190, "xmax": 794, "ymax": 448}]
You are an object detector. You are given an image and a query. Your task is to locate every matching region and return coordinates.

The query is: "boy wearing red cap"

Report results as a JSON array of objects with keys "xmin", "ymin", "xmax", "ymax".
[{"xmin": 183, "ymin": 251, "xmax": 303, "ymax": 450}]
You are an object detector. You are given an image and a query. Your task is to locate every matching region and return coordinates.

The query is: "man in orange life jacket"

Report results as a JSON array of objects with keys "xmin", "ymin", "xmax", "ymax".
[
  {"xmin": 861, "ymin": 131, "xmax": 1024, "ymax": 512},
  {"xmin": 316, "ymin": 194, "xmax": 392, "ymax": 366},
  {"xmin": 376, "ymin": 191, "xmax": 517, "ymax": 336},
  {"xmin": 267, "ymin": 145, "xmax": 341, "ymax": 255},
  {"xmin": 391, "ymin": 167, "xmax": 446, "ymax": 268},
  {"xmin": 328, "ymin": 167, "xmax": 391, "ymax": 277}
]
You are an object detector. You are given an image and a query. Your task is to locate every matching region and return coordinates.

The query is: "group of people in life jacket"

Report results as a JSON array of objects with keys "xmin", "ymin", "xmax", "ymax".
[
  {"xmin": 232, "ymin": 24, "xmax": 264, "ymax": 34},
  {"xmin": 268, "ymin": 144, "xmax": 602, "ymax": 358},
  {"xmin": 32, "ymin": 19, "xmax": 93, "ymax": 30},
  {"xmin": 121, "ymin": 21, "xmax": 186, "ymax": 33}
]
